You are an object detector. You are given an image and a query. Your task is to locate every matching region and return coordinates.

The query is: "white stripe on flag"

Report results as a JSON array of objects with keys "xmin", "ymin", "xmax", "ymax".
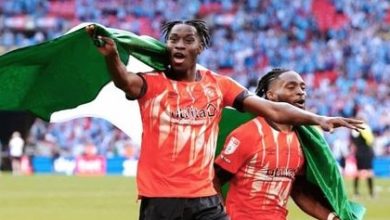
[{"xmin": 50, "ymin": 56, "xmax": 154, "ymax": 145}]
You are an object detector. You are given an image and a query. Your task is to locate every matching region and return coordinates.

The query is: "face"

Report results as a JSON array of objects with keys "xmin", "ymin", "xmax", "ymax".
[
  {"xmin": 166, "ymin": 24, "xmax": 203, "ymax": 72},
  {"xmin": 266, "ymin": 71, "xmax": 306, "ymax": 109}
]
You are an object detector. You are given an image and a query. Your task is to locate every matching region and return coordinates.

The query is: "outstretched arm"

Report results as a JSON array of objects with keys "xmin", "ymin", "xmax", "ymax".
[
  {"xmin": 242, "ymin": 95, "xmax": 363, "ymax": 131},
  {"xmin": 291, "ymin": 176, "xmax": 339, "ymax": 220},
  {"xmin": 85, "ymin": 25, "xmax": 144, "ymax": 99}
]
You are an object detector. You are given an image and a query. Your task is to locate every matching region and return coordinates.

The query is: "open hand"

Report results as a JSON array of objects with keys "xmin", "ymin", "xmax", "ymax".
[
  {"xmin": 318, "ymin": 116, "xmax": 364, "ymax": 132},
  {"xmin": 85, "ymin": 24, "xmax": 118, "ymax": 57}
]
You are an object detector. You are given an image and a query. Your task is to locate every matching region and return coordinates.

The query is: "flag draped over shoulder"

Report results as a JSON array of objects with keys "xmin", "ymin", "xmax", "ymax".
[
  {"xmin": 1, "ymin": 23, "xmax": 364, "ymax": 219},
  {"xmin": 0, "ymin": 23, "xmax": 168, "ymax": 121},
  {"xmin": 216, "ymin": 108, "xmax": 365, "ymax": 220},
  {"xmin": 296, "ymin": 125, "xmax": 366, "ymax": 220}
]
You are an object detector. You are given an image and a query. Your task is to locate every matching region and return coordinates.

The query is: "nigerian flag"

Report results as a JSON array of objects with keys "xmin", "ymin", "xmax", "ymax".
[
  {"xmin": 0, "ymin": 23, "xmax": 364, "ymax": 219},
  {"xmin": 0, "ymin": 23, "xmax": 167, "ymax": 143}
]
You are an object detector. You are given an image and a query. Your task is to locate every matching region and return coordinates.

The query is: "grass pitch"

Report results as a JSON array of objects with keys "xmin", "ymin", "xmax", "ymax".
[
  {"xmin": 0, "ymin": 174, "xmax": 138, "ymax": 220},
  {"xmin": 0, "ymin": 174, "xmax": 389, "ymax": 220}
]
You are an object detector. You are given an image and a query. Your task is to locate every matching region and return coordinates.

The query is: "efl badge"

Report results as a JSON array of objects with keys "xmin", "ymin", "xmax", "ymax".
[{"xmin": 224, "ymin": 136, "xmax": 240, "ymax": 155}]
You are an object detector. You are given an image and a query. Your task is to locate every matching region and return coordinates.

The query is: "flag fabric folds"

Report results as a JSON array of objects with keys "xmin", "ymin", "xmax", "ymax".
[
  {"xmin": 296, "ymin": 125, "xmax": 366, "ymax": 220},
  {"xmin": 0, "ymin": 23, "xmax": 364, "ymax": 219},
  {"xmin": 0, "ymin": 23, "xmax": 167, "ymax": 121}
]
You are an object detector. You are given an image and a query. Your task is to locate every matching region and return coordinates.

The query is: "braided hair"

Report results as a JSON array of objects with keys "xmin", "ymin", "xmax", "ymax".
[
  {"xmin": 161, "ymin": 19, "xmax": 211, "ymax": 49},
  {"xmin": 255, "ymin": 68, "xmax": 290, "ymax": 99}
]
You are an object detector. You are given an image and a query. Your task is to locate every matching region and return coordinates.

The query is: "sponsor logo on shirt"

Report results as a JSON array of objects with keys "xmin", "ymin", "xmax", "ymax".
[
  {"xmin": 224, "ymin": 136, "xmax": 240, "ymax": 155},
  {"xmin": 170, "ymin": 103, "xmax": 216, "ymax": 120},
  {"xmin": 266, "ymin": 168, "xmax": 296, "ymax": 179}
]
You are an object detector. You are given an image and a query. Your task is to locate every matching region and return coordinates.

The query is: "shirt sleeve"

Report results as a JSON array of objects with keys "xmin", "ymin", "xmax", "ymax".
[
  {"xmin": 218, "ymin": 75, "xmax": 248, "ymax": 108},
  {"xmin": 215, "ymin": 121, "xmax": 260, "ymax": 174},
  {"xmin": 360, "ymin": 124, "xmax": 374, "ymax": 146},
  {"xmin": 126, "ymin": 73, "xmax": 148, "ymax": 100},
  {"xmin": 136, "ymin": 72, "xmax": 166, "ymax": 101},
  {"xmin": 232, "ymin": 90, "xmax": 252, "ymax": 112}
]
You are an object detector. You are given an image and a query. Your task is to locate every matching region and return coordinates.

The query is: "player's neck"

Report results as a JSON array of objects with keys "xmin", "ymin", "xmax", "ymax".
[
  {"xmin": 166, "ymin": 66, "xmax": 200, "ymax": 82},
  {"xmin": 265, "ymin": 118, "xmax": 294, "ymax": 132}
]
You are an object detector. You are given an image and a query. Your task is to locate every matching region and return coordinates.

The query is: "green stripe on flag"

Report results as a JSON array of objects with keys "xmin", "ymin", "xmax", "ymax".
[{"xmin": 296, "ymin": 125, "xmax": 366, "ymax": 220}]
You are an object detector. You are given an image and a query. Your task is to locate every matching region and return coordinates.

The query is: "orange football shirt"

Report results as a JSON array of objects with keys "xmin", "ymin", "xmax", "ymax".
[
  {"xmin": 137, "ymin": 69, "xmax": 246, "ymax": 197},
  {"xmin": 215, "ymin": 117, "xmax": 305, "ymax": 220}
]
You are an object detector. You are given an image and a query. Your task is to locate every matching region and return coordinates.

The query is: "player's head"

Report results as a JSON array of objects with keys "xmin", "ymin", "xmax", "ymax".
[
  {"xmin": 162, "ymin": 20, "xmax": 210, "ymax": 72},
  {"xmin": 12, "ymin": 131, "xmax": 21, "ymax": 138},
  {"xmin": 256, "ymin": 68, "xmax": 306, "ymax": 109}
]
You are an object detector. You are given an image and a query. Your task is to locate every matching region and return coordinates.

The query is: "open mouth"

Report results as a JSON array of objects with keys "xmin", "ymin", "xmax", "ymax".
[
  {"xmin": 172, "ymin": 52, "xmax": 185, "ymax": 65},
  {"xmin": 294, "ymin": 99, "xmax": 305, "ymax": 109}
]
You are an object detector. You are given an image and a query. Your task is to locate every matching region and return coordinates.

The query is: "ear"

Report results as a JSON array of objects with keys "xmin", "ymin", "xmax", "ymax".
[
  {"xmin": 266, "ymin": 90, "xmax": 276, "ymax": 101},
  {"xmin": 197, "ymin": 45, "xmax": 204, "ymax": 54}
]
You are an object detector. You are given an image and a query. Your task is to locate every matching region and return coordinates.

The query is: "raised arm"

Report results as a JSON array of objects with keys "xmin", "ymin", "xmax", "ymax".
[
  {"xmin": 242, "ymin": 95, "xmax": 363, "ymax": 131},
  {"xmin": 85, "ymin": 25, "xmax": 144, "ymax": 98}
]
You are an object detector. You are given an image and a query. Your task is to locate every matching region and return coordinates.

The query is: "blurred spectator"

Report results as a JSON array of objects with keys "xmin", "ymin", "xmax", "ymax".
[
  {"xmin": 28, "ymin": 118, "xmax": 139, "ymax": 158},
  {"xmin": 9, "ymin": 131, "xmax": 25, "ymax": 175}
]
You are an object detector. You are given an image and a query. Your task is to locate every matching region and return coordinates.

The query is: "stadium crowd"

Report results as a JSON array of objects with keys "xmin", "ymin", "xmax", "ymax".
[{"xmin": 0, "ymin": 0, "xmax": 389, "ymax": 159}]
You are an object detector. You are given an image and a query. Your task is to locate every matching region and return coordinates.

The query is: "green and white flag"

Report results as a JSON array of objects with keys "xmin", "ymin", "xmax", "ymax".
[{"xmin": 0, "ymin": 23, "xmax": 167, "ymax": 143}]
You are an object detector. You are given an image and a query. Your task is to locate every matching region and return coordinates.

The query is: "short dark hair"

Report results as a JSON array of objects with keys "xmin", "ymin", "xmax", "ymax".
[
  {"xmin": 255, "ymin": 68, "xmax": 290, "ymax": 98},
  {"xmin": 161, "ymin": 19, "xmax": 211, "ymax": 48}
]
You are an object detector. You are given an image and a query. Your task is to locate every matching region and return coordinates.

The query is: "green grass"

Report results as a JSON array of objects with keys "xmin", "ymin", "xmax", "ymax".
[
  {"xmin": 0, "ymin": 174, "xmax": 138, "ymax": 220},
  {"xmin": 289, "ymin": 177, "xmax": 390, "ymax": 220},
  {"xmin": 0, "ymin": 174, "xmax": 389, "ymax": 220}
]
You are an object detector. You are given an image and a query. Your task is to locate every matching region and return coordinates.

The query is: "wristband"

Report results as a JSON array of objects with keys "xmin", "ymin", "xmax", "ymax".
[{"xmin": 327, "ymin": 212, "xmax": 337, "ymax": 220}]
